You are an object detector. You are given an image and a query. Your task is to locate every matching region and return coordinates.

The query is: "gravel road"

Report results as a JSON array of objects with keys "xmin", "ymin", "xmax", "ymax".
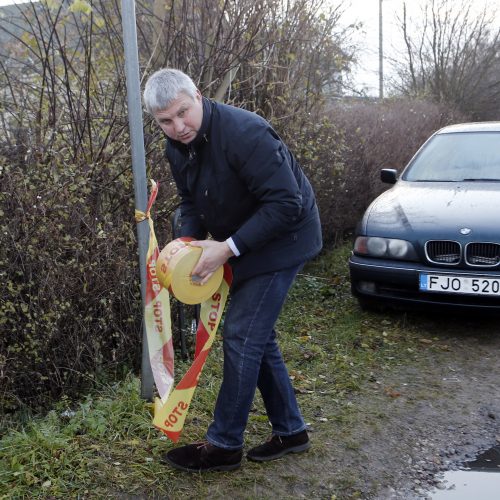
[
  {"xmin": 351, "ymin": 314, "xmax": 500, "ymax": 499},
  {"xmin": 325, "ymin": 313, "xmax": 500, "ymax": 499}
]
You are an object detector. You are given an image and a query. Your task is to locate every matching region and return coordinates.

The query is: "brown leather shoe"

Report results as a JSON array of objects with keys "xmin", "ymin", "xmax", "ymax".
[
  {"xmin": 247, "ymin": 430, "xmax": 310, "ymax": 462},
  {"xmin": 161, "ymin": 441, "xmax": 243, "ymax": 472}
]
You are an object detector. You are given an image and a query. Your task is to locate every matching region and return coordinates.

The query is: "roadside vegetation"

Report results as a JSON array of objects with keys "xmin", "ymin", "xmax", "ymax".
[{"xmin": 1, "ymin": 243, "xmax": 431, "ymax": 499}]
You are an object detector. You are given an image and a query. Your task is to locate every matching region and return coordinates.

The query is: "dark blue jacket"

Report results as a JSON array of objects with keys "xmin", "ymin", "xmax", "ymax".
[{"xmin": 166, "ymin": 98, "xmax": 322, "ymax": 283}]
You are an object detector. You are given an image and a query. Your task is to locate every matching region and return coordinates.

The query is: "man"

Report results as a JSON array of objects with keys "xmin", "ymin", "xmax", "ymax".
[{"xmin": 143, "ymin": 68, "xmax": 322, "ymax": 472}]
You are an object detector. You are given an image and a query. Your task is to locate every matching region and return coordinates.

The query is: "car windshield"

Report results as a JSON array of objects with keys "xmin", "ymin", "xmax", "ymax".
[{"xmin": 403, "ymin": 132, "xmax": 500, "ymax": 182}]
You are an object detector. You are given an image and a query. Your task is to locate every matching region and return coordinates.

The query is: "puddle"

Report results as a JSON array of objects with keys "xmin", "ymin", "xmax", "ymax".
[{"xmin": 431, "ymin": 445, "xmax": 500, "ymax": 499}]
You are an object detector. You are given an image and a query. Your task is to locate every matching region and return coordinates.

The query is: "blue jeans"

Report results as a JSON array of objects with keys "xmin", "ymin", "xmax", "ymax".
[{"xmin": 205, "ymin": 264, "xmax": 306, "ymax": 450}]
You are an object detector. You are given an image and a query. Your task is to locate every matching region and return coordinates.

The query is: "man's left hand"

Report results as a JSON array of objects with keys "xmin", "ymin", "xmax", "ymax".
[{"xmin": 189, "ymin": 240, "xmax": 234, "ymax": 285}]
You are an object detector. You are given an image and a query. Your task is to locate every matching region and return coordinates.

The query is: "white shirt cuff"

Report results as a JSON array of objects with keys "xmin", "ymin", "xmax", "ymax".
[{"xmin": 226, "ymin": 237, "xmax": 240, "ymax": 257}]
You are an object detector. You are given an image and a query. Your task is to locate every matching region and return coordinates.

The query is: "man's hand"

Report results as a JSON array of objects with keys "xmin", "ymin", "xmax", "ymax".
[{"xmin": 189, "ymin": 240, "xmax": 234, "ymax": 285}]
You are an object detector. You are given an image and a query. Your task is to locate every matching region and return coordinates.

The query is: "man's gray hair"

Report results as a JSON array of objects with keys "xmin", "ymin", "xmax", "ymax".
[{"xmin": 143, "ymin": 68, "xmax": 198, "ymax": 114}]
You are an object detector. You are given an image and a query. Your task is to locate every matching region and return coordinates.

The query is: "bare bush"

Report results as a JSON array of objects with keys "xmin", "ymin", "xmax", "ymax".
[
  {"xmin": 0, "ymin": 0, "xmax": 177, "ymax": 409},
  {"xmin": 0, "ymin": 0, "xmax": 355, "ymax": 409},
  {"xmin": 325, "ymin": 97, "xmax": 465, "ymax": 235}
]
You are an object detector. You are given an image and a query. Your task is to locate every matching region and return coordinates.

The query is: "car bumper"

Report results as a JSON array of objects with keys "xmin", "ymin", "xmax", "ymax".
[{"xmin": 349, "ymin": 254, "xmax": 500, "ymax": 311}]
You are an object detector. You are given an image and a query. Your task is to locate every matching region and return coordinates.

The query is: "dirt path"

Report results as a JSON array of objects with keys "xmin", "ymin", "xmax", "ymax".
[
  {"xmin": 346, "ymin": 318, "xmax": 500, "ymax": 499},
  {"xmin": 228, "ymin": 315, "xmax": 500, "ymax": 500}
]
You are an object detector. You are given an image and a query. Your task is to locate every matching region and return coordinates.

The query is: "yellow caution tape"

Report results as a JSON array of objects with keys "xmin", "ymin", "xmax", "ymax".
[
  {"xmin": 156, "ymin": 238, "xmax": 224, "ymax": 305},
  {"xmin": 136, "ymin": 180, "xmax": 174, "ymax": 402},
  {"xmin": 137, "ymin": 180, "xmax": 232, "ymax": 443}
]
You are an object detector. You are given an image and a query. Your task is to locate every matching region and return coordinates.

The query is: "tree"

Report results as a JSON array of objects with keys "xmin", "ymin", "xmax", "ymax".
[
  {"xmin": 393, "ymin": 0, "xmax": 500, "ymax": 120},
  {"xmin": 137, "ymin": 0, "xmax": 356, "ymax": 120}
]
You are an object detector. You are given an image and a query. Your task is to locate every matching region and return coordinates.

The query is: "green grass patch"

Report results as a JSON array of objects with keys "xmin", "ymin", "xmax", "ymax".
[{"xmin": 0, "ymin": 243, "xmax": 476, "ymax": 498}]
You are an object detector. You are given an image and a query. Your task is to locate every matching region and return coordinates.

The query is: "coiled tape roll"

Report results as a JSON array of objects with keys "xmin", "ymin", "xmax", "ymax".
[{"xmin": 156, "ymin": 237, "xmax": 224, "ymax": 305}]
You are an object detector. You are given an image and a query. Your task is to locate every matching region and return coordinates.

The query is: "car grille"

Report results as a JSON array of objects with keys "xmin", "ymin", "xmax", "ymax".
[
  {"xmin": 466, "ymin": 242, "xmax": 500, "ymax": 267},
  {"xmin": 425, "ymin": 240, "xmax": 461, "ymax": 265},
  {"xmin": 425, "ymin": 240, "xmax": 500, "ymax": 268}
]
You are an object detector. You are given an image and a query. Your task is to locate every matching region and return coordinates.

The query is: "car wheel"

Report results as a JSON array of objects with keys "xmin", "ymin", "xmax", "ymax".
[{"xmin": 357, "ymin": 297, "xmax": 383, "ymax": 312}]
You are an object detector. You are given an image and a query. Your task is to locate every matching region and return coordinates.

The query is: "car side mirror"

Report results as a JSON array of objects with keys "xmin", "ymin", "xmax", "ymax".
[{"xmin": 380, "ymin": 169, "xmax": 398, "ymax": 184}]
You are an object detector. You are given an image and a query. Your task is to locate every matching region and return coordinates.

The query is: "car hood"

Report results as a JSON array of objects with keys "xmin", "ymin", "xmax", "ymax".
[{"xmin": 363, "ymin": 181, "xmax": 500, "ymax": 241}]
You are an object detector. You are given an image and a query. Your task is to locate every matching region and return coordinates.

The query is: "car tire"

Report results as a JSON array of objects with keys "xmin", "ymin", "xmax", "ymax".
[{"xmin": 357, "ymin": 297, "xmax": 383, "ymax": 312}]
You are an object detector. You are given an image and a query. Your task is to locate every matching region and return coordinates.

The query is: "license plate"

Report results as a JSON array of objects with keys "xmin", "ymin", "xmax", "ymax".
[{"xmin": 419, "ymin": 274, "xmax": 500, "ymax": 296}]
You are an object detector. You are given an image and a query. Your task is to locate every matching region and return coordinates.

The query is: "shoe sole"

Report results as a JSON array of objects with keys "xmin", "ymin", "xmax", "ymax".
[
  {"xmin": 161, "ymin": 455, "xmax": 241, "ymax": 473},
  {"xmin": 246, "ymin": 442, "xmax": 311, "ymax": 462}
]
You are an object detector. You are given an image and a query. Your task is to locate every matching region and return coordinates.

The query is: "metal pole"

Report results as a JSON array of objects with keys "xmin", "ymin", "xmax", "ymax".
[
  {"xmin": 379, "ymin": 0, "xmax": 384, "ymax": 99},
  {"xmin": 121, "ymin": 0, "xmax": 154, "ymax": 400}
]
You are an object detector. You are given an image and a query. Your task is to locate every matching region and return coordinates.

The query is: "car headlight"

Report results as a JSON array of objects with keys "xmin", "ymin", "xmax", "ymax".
[{"xmin": 354, "ymin": 236, "xmax": 418, "ymax": 261}]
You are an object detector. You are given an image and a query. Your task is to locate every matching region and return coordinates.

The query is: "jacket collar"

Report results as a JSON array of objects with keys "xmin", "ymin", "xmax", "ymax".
[{"xmin": 190, "ymin": 97, "xmax": 212, "ymax": 148}]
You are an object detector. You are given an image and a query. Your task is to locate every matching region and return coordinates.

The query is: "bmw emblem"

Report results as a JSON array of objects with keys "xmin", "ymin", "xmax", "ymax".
[{"xmin": 460, "ymin": 227, "xmax": 472, "ymax": 235}]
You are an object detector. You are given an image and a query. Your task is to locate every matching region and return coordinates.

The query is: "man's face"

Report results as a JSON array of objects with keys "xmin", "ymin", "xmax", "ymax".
[{"xmin": 153, "ymin": 90, "xmax": 203, "ymax": 144}]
